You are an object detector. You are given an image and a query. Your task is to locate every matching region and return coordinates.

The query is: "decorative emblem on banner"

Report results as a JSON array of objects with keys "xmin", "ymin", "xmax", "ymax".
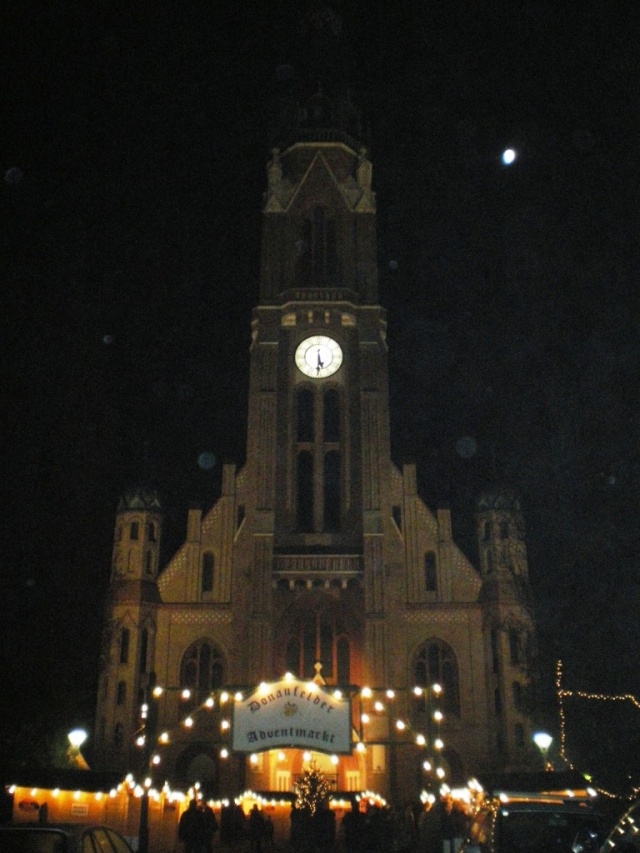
[{"xmin": 232, "ymin": 677, "xmax": 351, "ymax": 755}]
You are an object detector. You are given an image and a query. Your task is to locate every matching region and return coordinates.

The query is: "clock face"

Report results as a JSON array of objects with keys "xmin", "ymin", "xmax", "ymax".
[{"xmin": 295, "ymin": 335, "xmax": 343, "ymax": 378}]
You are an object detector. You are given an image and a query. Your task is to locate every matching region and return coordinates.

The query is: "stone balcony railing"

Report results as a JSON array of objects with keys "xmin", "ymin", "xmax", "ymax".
[{"xmin": 273, "ymin": 553, "xmax": 363, "ymax": 590}]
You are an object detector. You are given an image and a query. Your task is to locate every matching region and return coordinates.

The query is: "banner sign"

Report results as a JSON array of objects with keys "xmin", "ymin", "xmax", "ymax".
[{"xmin": 232, "ymin": 678, "xmax": 351, "ymax": 754}]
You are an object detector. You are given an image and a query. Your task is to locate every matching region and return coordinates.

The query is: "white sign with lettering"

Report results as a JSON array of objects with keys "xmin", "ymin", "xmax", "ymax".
[{"xmin": 232, "ymin": 678, "xmax": 351, "ymax": 754}]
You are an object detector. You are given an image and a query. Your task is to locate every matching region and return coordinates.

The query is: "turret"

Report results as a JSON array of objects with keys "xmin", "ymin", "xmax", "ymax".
[
  {"xmin": 112, "ymin": 487, "xmax": 163, "ymax": 584},
  {"xmin": 476, "ymin": 488, "xmax": 529, "ymax": 584}
]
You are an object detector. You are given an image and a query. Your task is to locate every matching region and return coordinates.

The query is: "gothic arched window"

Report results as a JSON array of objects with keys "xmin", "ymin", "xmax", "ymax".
[
  {"xmin": 129, "ymin": 521, "xmax": 139, "ymax": 541},
  {"xmin": 324, "ymin": 451, "xmax": 341, "ymax": 532},
  {"xmin": 297, "ymin": 388, "xmax": 314, "ymax": 441},
  {"xmin": 414, "ymin": 639, "xmax": 460, "ymax": 716},
  {"xmin": 296, "ymin": 207, "xmax": 338, "ymax": 286},
  {"xmin": 181, "ymin": 641, "xmax": 225, "ymax": 703},
  {"xmin": 323, "ymin": 388, "xmax": 340, "ymax": 441},
  {"xmin": 119, "ymin": 628, "xmax": 130, "ymax": 664},
  {"xmin": 296, "ymin": 451, "xmax": 314, "ymax": 532},
  {"xmin": 285, "ymin": 609, "xmax": 350, "ymax": 684},
  {"xmin": 424, "ymin": 551, "xmax": 437, "ymax": 593},
  {"xmin": 202, "ymin": 552, "xmax": 214, "ymax": 594},
  {"xmin": 500, "ymin": 520, "xmax": 509, "ymax": 539}
]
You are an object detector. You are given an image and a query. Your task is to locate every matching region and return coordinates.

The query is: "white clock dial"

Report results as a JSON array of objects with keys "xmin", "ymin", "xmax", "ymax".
[{"xmin": 295, "ymin": 335, "xmax": 343, "ymax": 379}]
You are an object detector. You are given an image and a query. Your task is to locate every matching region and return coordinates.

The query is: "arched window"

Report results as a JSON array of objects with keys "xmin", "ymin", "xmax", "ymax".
[
  {"xmin": 296, "ymin": 207, "xmax": 338, "ymax": 285},
  {"xmin": 202, "ymin": 552, "xmax": 214, "ymax": 593},
  {"xmin": 181, "ymin": 641, "xmax": 224, "ymax": 702},
  {"xmin": 119, "ymin": 628, "xmax": 130, "ymax": 664},
  {"xmin": 324, "ymin": 451, "xmax": 341, "ymax": 531},
  {"xmin": 297, "ymin": 388, "xmax": 314, "ymax": 441},
  {"xmin": 139, "ymin": 628, "xmax": 148, "ymax": 673},
  {"xmin": 323, "ymin": 388, "xmax": 340, "ymax": 441},
  {"xmin": 285, "ymin": 608, "xmax": 350, "ymax": 683},
  {"xmin": 500, "ymin": 520, "xmax": 509, "ymax": 539},
  {"xmin": 414, "ymin": 639, "xmax": 460, "ymax": 716},
  {"xmin": 116, "ymin": 681, "xmax": 126, "ymax": 705},
  {"xmin": 147, "ymin": 522, "xmax": 157, "ymax": 542},
  {"xmin": 114, "ymin": 722, "xmax": 123, "ymax": 749},
  {"xmin": 130, "ymin": 521, "xmax": 139, "ymax": 541},
  {"xmin": 509, "ymin": 629, "xmax": 521, "ymax": 665},
  {"xmin": 424, "ymin": 552, "xmax": 437, "ymax": 593},
  {"xmin": 486, "ymin": 551, "xmax": 494, "ymax": 574},
  {"xmin": 512, "ymin": 681, "xmax": 522, "ymax": 709},
  {"xmin": 482, "ymin": 521, "xmax": 492, "ymax": 542},
  {"xmin": 296, "ymin": 451, "xmax": 314, "ymax": 532}
]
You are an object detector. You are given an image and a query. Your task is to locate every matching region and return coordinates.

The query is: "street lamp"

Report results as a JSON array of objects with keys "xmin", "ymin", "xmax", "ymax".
[
  {"xmin": 67, "ymin": 729, "xmax": 90, "ymax": 769},
  {"xmin": 533, "ymin": 731, "xmax": 553, "ymax": 771}
]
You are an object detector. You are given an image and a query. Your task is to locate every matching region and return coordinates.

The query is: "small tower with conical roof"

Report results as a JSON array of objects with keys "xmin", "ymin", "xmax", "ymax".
[
  {"xmin": 477, "ymin": 489, "xmax": 536, "ymax": 770},
  {"xmin": 94, "ymin": 488, "xmax": 162, "ymax": 772}
]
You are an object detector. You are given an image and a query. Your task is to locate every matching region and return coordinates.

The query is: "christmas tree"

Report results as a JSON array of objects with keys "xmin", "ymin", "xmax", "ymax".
[{"xmin": 293, "ymin": 760, "xmax": 332, "ymax": 815}]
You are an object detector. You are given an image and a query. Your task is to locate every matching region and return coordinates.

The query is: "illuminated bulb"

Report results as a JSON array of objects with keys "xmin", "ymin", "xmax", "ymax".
[
  {"xmin": 250, "ymin": 754, "xmax": 258, "ymax": 764},
  {"xmin": 152, "ymin": 686, "xmax": 163, "ymax": 698},
  {"xmin": 435, "ymin": 738, "xmax": 444, "ymax": 750},
  {"xmin": 52, "ymin": 789, "xmax": 60, "ymax": 797},
  {"xmin": 356, "ymin": 743, "xmax": 366, "ymax": 753},
  {"xmin": 159, "ymin": 732, "xmax": 169, "ymax": 743},
  {"xmin": 258, "ymin": 682, "xmax": 269, "ymax": 694},
  {"xmin": 205, "ymin": 697, "xmax": 214, "ymax": 708},
  {"xmin": 220, "ymin": 749, "xmax": 229, "ymax": 759},
  {"xmin": 432, "ymin": 684, "xmax": 442, "ymax": 694},
  {"xmin": 413, "ymin": 686, "xmax": 423, "ymax": 696},
  {"xmin": 284, "ymin": 672, "xmax": 294, "ymax": 681},
  {"xmin": 306, "ymin": 682, "xmax": 317, "ymax": 693},
  {"xmin": 181, "ymin": 689, "xmax": 191, "ymax": 700},
  {"xmin": 416, "ymin": 734, "xmax": 426, "ymax": 746},
  {"xmin": 330, "ymin": 755, "xmax": 339, "ymax": 765},
  {"xmin": 221, "ymin": 720, "xmax": 230, "ymax": 730},
  {"xmin": 278, "ymin": 752, "xmax": 285, "ymax": 762},
  {"xmin": 436, "ymin": 767, "xmax": 445, "ymax": 779},
  {"xmin": 374, "ymin": 701, "xmax": 384, "ymax": 712},
  {"xmin": 184, "ymin": 717, "xmax": 194, "ymax": 728},
  {"xmin": 361, "ymin": 687, "xmax": 372, "ymax": 698},
  {"xmin": 423, "ymin": 761, "xmax": 432, "ymax": 771},
  {"xmin": 152, "ymin": 755, "xmax": 161, "ymax": 765},
  {"xmin": 333, "ymin": 689, "xmax": 342, "ymax": 699},
  {"xmin": 303, "ymin": 751, "xmax": 312, "ymax": 761},
  {"xmin": 434, "ymin": 710, "xmax": 444, "ymax": 722},
  {"xmin": 386, "ymin": 690, "xmax": 395, "ymax": 699},
  {"xmin": 396, "ymin": 720, "xmax": 406, "ymax": 731},
  {"xmin": 361, "ymin": 713, "xmax": 370, "ymax": 724},
  {"xmin": 136, "ymin": 736, "xmax": 146, "ymax": 747},
  {"xmin": 220, "ymin": 692, "xmax": 229, "ymax": 703}
]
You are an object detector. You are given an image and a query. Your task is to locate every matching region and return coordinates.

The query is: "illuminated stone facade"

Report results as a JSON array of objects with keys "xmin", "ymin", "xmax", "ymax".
[{"xmin": 94, "ymin": 102, "xmax": 538, "ymax": 803}]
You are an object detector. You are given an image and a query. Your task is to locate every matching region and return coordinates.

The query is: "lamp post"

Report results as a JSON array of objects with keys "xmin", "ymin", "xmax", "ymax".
[
  {"xmin": 533, "ymin": 731, "xmax": 553, "ymax": 771},
  {"xmin": 67, "ymin": 729, "xmax": 90, "ymax": 769}
]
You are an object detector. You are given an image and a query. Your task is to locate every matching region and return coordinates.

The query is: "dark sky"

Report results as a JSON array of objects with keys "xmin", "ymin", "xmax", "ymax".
[{"xmin": 2, "ymin": 1, "xmax": 639, "ymax": 787}]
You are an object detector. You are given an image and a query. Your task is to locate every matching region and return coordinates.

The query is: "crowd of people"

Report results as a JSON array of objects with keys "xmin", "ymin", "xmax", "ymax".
[{"xmin": 177, "ymin": 794, "xmax": 469, "ymax": 852}]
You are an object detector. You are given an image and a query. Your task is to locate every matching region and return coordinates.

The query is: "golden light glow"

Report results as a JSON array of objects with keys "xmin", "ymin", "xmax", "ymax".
[
  {"xmin": 220, "ymin": 692, "xmax": 229, "ymax": 703},
  {"xmin": 413, "ymin": 686, "xmax": 423, "ymax": 696},
  {"xmin": 220, "ymin": 748, "xmax": 229, "ymax": 758},
  {"xmin": 374, "ymin": 701, "xmax": 384, "ymax": 712},
  {"xmin": 361, "ymin": 713, "xmax": 370, "ymax": 724},
  {"xmin": 361, "ymin": 687, "xmax": 372, "ymax": 698},
  {"xmin": 152, "ymin": 686, "xmax": 163, "ymax": 698},
  {"xmin": 432, "ymin": 683, "xmax": 442, "ymax": 694},
  {"xmin": 396, "ymin": 719, "xmax": 406, "ymax": 731},
  {"xmin": 181, "ymin": 689, "xmax": 191, "ymax": 699},
  {"xmin": 205, "ymin": 697, "xmax": 214, "ymax": 708},
  {"xmin": 386, "ymin": 690, "xmax": 395, "ymax": 699},
  {"xmin": 159, "ymin": 732, "xmax": 169, "ymax": 743},
  {"xmin": 416, "ymin": 734, "xmax": 426, "ymax": 746},
  {"xmin": 221, "ymin": 719, "xmax": 230, "ymax": 730},
  {"xmin": 184, "ymin": 717, "xmax": 194, "ymax": 728},
  {"xmin": 434, "ymin": 710, "xmax": 444, "ymax": 722}
]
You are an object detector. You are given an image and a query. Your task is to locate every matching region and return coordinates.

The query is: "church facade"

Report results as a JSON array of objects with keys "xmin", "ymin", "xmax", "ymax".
[{"xmin": 93, "ymin": 97, "xmax": 538, "ymax": 803}]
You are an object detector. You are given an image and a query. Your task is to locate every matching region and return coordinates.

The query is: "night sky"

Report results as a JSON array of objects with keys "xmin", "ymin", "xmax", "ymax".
[{"xmin": 2, "ymin": 1, "xmax": 639, "ymax": 790}]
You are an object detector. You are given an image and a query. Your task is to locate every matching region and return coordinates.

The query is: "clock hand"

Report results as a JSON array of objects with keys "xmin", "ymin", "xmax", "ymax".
[{"xmin": 316, "ymin": 349, "xmax": 324, "ymax": 369}]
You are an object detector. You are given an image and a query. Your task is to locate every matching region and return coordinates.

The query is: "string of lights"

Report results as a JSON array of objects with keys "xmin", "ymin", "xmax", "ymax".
[{"xmin": 137, "ymin": 673, "xmax": 447, "ymax": 794}]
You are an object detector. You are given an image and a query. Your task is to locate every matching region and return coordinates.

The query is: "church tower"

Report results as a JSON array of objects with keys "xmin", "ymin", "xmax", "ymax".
[{"xmin": 94, "ymin": 82, "xmax": 539, "ymax": 801}]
